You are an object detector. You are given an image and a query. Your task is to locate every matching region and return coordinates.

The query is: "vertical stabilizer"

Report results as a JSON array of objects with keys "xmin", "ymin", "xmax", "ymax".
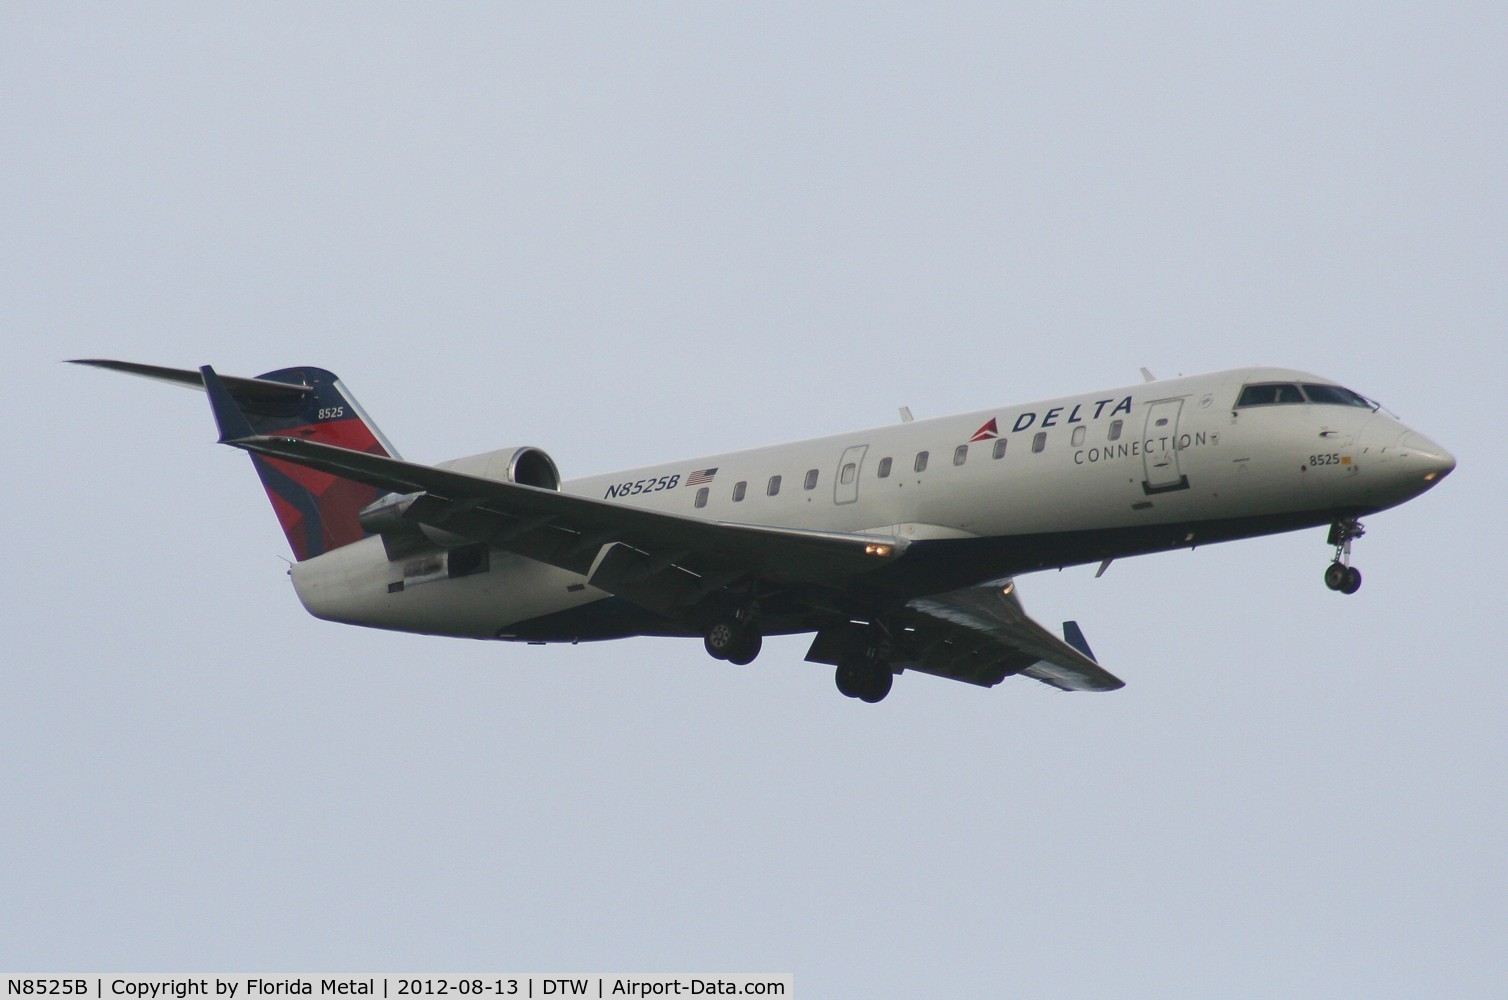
[{"xmin": 208, "ymin": 365, "xmax": 397, "ymax": 561}]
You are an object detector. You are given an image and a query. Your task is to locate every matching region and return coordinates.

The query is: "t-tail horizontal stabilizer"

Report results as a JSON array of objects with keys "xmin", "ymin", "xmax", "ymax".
[
  {"xmin": 73, "ymin": 358, "xmax": 398, "ymax": 561},
  {"xmin": 68, "ymin": 358, "xmax": 313, "ymax": 404}
]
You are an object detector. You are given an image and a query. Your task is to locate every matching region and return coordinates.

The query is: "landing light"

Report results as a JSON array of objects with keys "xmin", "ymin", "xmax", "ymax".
[
  {"xmin": 1424, "ymin": 472, "xmax": 1439, "ymax": 482},
  {"xmin": 1001, "ymin": 582, "xmax": 1015, "ymax": 596},
  {"xmin": 865, "ymin": 544, "xmax": 893, "ymax": 557}
]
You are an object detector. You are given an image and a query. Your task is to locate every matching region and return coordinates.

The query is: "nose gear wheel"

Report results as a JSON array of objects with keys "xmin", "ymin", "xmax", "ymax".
[
  {"xmin": 1324, "ymin": 518, "xmax": 1365, "ymax": 594},
  {"xmin": 1323, "ymin": 561, "xmax": 1362, "ymax": 594}
]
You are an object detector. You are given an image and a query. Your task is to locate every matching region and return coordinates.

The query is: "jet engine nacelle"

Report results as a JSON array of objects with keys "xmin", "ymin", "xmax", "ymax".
[
  {"xmin": 435, "ymin": 445, "xmax": 561, "ymax": 490},
  {"xmin": 358, "ymin": 446, "xmax": 561, "ymax": 550}
]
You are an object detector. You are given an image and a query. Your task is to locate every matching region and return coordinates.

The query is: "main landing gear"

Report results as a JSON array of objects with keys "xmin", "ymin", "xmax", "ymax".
[
  {"xmin": 705, "ymin": 612, "xmax": 897, "ymax": 703},
  {"xmin": 1324, "ymin": 518, "xmax": 1365, "ymax": 595},
  {"xmin": 833, "ymin": 630, "xmax": 894, "ymax": 704},
  {"xmin": 704, "ymin": 613, "xmax": 762, "ymax": 666}
]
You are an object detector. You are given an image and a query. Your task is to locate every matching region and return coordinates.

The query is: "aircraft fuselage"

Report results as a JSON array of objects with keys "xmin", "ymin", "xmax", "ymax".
[{"xmin": 287, "ymin": 366, "xmax": 1453, "ymax": 643}]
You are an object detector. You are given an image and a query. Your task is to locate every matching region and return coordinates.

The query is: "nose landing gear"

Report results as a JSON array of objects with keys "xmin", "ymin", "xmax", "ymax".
[{"xmin": 1324, "ymin": 518, "xmax": 1365, "ymax": 595}]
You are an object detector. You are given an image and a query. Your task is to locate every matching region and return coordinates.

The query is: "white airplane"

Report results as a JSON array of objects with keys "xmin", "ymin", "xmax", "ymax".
[{"xmin": 73, "ymin": 360, "xmax": 1454, "ymax": 703}]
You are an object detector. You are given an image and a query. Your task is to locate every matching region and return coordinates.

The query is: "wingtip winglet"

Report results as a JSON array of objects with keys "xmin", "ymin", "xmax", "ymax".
[
  {"xmin": 200, "ymin": 364, "xmax": 257, "ymax": 443},
  {"xmin": 1062, "ymin": 620, "xmax": 1126, "ymax": 690},
  {"xmin": 1062, "ymin": 620, "xmax": 1097, "ymax": 663}
]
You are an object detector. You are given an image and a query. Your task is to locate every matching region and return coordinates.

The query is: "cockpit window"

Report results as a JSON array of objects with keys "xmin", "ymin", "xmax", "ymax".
[
  {"xmin": 1237, "ymin": 381, "xmax": 1378, "ymax": 410},
  {"xmin": 1236, "ymin": 382, "xmax": 1305, "ymax": 406},
  {"xmin": 1301, "ymin": 383, "xmax": 1375, "ymax": 408}
]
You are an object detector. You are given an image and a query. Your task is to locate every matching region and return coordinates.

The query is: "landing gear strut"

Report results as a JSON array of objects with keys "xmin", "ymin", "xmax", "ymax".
[
  {"xmin": 834, "ymin": 630, "xmax": 894, "ymax": 703},
  {"xmin": 1324, "ymin": 518, "xmax": 1365, "ymax": 595}
]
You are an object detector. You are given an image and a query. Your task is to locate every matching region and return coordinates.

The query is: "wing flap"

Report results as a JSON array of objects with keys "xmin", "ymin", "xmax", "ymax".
[{"xmin": 589, "ymin": 543, "xmax": 714, "ymax": 613}]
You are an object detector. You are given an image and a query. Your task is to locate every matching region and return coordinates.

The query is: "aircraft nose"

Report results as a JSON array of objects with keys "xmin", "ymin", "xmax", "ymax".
[{"xmin": 1399, "ymin": 431, "xmax": 1456, "ymax": 486}]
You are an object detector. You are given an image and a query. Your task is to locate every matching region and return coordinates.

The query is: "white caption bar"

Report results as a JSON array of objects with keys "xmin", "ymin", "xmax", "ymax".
[{"xmin": 4, "ymin": 977, "xmax": 792, "ymax": 1000}]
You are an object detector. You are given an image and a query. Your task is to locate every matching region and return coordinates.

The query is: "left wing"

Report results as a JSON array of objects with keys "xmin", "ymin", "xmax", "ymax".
[{"xmin": 198, "ymin": 367, "xmax": 907, "ymax": 611}]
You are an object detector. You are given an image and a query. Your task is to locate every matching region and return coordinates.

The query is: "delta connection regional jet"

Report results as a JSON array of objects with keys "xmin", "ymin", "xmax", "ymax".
[{"xmin": 74, "ymin": 360, "xmax": 1453, "ymax": 703}]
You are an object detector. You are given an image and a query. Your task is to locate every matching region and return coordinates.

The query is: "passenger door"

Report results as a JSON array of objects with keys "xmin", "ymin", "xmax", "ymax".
[{"xmin": 1141, "ymin": 398, "xmax": 1189, "ymax": 493}]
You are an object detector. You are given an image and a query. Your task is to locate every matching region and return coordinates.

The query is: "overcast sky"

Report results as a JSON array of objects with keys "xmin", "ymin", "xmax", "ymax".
[{"xmin": 3, "ymin": 4, "xmax": 1504, "ymax": 995}]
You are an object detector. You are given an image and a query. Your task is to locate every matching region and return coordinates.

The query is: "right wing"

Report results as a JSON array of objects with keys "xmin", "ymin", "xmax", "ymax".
[{"xmin": 895, "ymin": 581, "xmax": 1124, "ymax": 691}]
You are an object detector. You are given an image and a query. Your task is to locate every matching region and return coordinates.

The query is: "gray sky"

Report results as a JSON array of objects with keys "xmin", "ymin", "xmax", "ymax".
[{"xmin": 3, "ymin": 3, "xmax": 1504, "ymax": 995}]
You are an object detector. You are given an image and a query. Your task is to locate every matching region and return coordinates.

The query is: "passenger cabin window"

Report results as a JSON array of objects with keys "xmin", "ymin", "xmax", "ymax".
[
  {"xmin": 840, "ymin": 463, "xmax": 856, "ymax": 485},
  {"xmin": 767, "ymin": 475, "xmax": 782, "ymax": 496},
  {"xmin": 804, "ymin": 469, "xmax": 819, "ymax": 490},
  {"xmin": 695, "ymin": 487, "xmax": 709, "ymax": 509},
  {"xmin": 1108, "ymin": 419, "xmax": 1123, "ymax": 441},
  {"xmin": 992, "ymin": 438, "xmax": 1008, "ymax": 459},
  {"xmin": 878, "ymin": 457, "xmax": 893, "ymax": 478},
  {"xmin": 914, "ymin": 451, "xmax": 929, "ymax": 473},
  {"xmin": 1072, "ymin": 426, "xmax": 1086, "ymax": 446},
  {"xmin": 732, "ymin": 481, "xmax": 746, "ymax": 502},
  {"xmin": 1032, "ymin": 432, "xmax": 1047, "ymax": 453},
  {"xmin": 953, "ymin": 444, "xmax": 968, "ymax": 466}
]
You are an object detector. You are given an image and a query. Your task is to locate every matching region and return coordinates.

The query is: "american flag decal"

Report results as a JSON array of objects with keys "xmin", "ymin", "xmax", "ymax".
[{"xmin": 686, "ymin": 467, "xmax": 718, "ymax": 486}]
